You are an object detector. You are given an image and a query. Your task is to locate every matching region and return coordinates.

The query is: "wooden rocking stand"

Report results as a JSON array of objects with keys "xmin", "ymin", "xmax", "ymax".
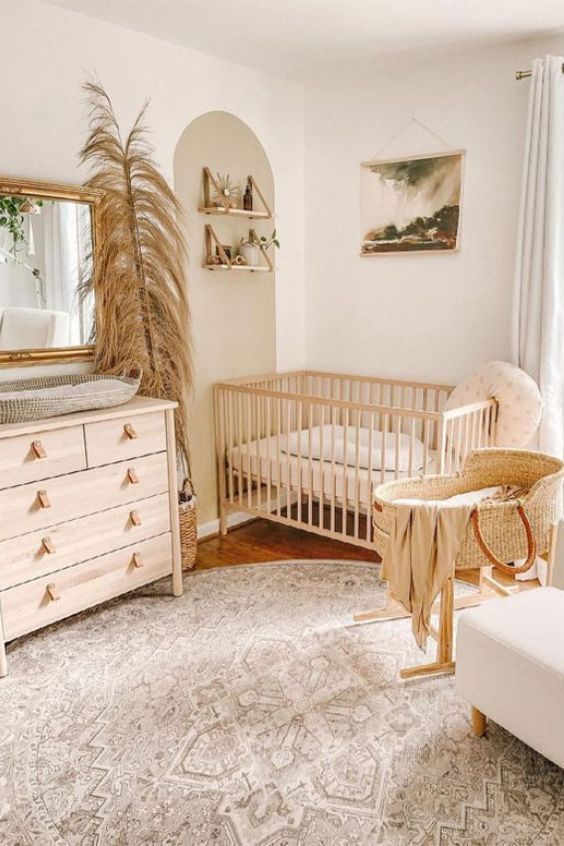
[{"xmin": 352, "ymin": 520, "xmax": 559, "ymax": 681}]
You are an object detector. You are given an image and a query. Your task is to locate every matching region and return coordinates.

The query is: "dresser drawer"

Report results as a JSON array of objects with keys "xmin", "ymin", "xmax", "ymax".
[
  {"xmin": 1, "ymin": 533, "xmax": 173, "ymax": 641},
  {"xmin": 85, "ymin": 410, "xmax": 167, "ymax": 467},
  {"xmin": 0, "ymin": 493, "xmax": 171, "ymax": 590},
  {"xmin": 0, "ymin": 451, "xmax": 169, "ymax": 540},
  {"xmin": 0, "ymin": 425, "xmax": 86, "ymax": 490}
]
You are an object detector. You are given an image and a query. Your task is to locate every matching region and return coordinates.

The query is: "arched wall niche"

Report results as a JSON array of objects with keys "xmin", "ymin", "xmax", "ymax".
[{"xmin": 174, "ymin": 110, "xmax": 276, "ymax": 529}]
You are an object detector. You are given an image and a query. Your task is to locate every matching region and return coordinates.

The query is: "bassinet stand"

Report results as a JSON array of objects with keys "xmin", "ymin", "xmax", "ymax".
[{"xmin": 352, "ymin": 516, "xmax": 559, "ymax": 681}]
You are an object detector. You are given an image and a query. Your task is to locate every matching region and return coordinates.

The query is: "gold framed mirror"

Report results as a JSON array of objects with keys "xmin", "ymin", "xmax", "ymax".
[{"xmin": 0, "ymin": 176, "xmax": 103, "ymax": 367}]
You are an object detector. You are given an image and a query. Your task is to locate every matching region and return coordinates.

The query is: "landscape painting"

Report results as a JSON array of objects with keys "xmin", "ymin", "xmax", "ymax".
[{"xmin": 361, "ymin": 151, "xmax": 463, "ymax": 254}]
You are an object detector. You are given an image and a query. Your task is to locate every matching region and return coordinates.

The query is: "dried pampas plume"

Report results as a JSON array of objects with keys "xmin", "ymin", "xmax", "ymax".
[{"xmin": 80, "ymin": 80, "xmax": 193, "ymax": 489}]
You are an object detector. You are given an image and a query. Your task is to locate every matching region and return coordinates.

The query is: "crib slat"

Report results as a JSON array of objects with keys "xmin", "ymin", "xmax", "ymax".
[
  {"xmin": 256, "ymin": 392, "xmax": 262, "ymax": 513},
  {"xmin": 297, "ymin": 398, "xmax": 303, "ymax": 524},
  {"xmin": 266, "ymin": 394, "xmax": 272, "ymax": 513},
  {"xmin": 319, "ymin": 402, "xmax": 325, "ymax": 531},
  {"xmin": 394, "ymin": 414, "xmax": 401, "ymax": 480},
  {"xmin": 286, "ymin": 397, "xmax": 292, "ymax": 517},
  {"xmin": 366, "ymin": 410, "xmax": 374, "ymax": 542},
  {"xmin": 342, "ymin": 406, "xmax": 349, "ymax": 537},
  {"xmin": 354, "ymin": 407, "xmax": 361, "ymax": 539},
  {"xmin": 276, "ymin": 396, "xmax": 282, "ymax": 516},
  {"xmin": 330, "ymin": 406, "xmax": 337, "ymax": 533},
  {"xmin": 237, "ymin": 393, "xmax": 243, "ymax": 506},
  {"xmin": 247, "ymin": 393, "xmax": 253, "ymax": 508},
  {"xmin": 381, "ymin": 414, "xmax": 388, "ymax": 484},
  {"xmin": 226, "ymin": 392, "xmax": 234, "ymax": 504},
  {"xmin": 308, "ymin": 400, "xmax": 314, "ymax": 528},
  {"xmin": 408, "ymin": 417, "xmax": 415, "ymax": 477}
]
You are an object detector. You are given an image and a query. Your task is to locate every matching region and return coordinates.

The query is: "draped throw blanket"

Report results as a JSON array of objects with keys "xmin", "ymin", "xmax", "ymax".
[
  {"xmin": 513, "ymin": 55, "xmax": 564, "ymax": 456},
  {"xmin": 381, "ymin": 503, "xmax": 472, "ymax": 649}
]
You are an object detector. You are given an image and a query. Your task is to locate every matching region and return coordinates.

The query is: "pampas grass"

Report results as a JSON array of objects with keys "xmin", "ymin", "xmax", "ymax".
[{"xmin": 80, "ymin": 81, "xmax": 193, "ymax": 488}]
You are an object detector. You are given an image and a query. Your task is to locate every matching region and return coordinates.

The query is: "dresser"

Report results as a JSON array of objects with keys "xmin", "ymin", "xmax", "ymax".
[{"xmin": 0, "ymin": 396, "xmax": 182, "ymax": 677}]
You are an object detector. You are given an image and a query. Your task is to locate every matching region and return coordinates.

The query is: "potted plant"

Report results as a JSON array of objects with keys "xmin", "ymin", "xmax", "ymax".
[
  {"xmin": 239, "ymin": 229, "xmax": 280, "ymax": 267},
  {"xmin": 0, "ymin": 196, "xmax": 42, "ymax": 255}
]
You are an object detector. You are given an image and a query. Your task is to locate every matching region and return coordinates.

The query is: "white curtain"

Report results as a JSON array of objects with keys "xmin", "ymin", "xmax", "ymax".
[
  {"xmin": 43, "ymin": 201, "xmax": 90, "ymax": 346},
  {"xmin": 513, "ymin": 55, "xmax": 564, "ymax": 456}
]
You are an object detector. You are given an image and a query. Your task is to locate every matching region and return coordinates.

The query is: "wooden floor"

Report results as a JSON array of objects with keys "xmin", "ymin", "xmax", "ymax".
[
  {"xmin": 195, "ymin": 518, "xmax": 380, "ymax": 570},
  {"xmin": 194, "ymin": 517, "xmax": 540, "ymax": 596}
]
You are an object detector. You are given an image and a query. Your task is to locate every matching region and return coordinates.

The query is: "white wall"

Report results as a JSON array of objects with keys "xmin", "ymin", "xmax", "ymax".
[
  {"xmin": 174, "ymin": 111, "xmax": 276, "ymax": 525},
  {"xmin": 0, "ymin": 0, "xmax": 305, "ymax": 378},
  {"xmin": 304, "ymin": 35, "xmax": 564, "ymax": 386}
]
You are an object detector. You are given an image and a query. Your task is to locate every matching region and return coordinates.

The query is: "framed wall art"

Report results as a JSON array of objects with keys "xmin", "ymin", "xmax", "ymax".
[{"xmin": 360, "ymin": 150, "xmax": 464, "ymax": 255}]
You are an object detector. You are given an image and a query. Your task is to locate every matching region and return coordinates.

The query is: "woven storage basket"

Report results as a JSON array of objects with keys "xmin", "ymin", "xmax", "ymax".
[
  {"xmin": 0, "ymin": 371, "xmax": 141, "ymax": 424},
  {"xmin": 373, "ymin": 449, "xmax": 564, "ymax": 571},
  {"xmin": 179, "ymin": 484, "xmax": 197, "ymax": 570}
]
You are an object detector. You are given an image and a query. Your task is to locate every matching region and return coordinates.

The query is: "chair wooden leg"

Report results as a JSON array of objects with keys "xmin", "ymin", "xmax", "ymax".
[{"xmin": 471, "ymin": 706, "xmax": 487, "ymax": 737}]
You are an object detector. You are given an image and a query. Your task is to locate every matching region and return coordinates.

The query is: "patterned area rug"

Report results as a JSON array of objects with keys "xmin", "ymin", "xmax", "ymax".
[{"xmin": 1, "ymin": 560, "xmax": 563, "ymax": 845}]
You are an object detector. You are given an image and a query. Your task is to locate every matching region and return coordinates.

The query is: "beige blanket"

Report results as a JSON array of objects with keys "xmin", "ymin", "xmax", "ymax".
[{"xmin": 381, "ymin": 503, "xmax": 472, "ymax": 649}]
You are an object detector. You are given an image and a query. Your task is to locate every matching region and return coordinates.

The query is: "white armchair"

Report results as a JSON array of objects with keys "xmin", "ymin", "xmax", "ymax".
[{"xmin": 0, "ymin": 307, "xmax": 70, "ymax": 350}]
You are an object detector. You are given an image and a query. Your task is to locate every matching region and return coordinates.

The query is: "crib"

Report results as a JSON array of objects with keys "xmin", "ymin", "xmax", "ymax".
[{"xmin": 214, "ymin": 370, "xmax": 498, "ymax": 548}]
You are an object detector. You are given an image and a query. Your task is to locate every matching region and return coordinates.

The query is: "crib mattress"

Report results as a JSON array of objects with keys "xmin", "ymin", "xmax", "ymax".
[{"xmin": 227, "ymin": 435, "xmax": 438, "ymax": 508}]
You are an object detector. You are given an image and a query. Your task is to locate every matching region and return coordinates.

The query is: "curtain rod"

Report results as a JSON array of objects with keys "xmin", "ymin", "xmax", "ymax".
[{"xmin": 516, "ymin": 62, "xmax": 564, "ymax": 80}]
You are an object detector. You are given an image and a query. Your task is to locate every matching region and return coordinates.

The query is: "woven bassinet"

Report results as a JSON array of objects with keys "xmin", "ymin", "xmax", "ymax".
[{"xmin": 373, "ymin": 449, "xmax": 564, "ymax": 572}]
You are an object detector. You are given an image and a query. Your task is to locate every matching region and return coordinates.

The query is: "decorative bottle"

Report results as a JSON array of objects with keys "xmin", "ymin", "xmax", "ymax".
[{"xmin": 243, "ymin": 179, "xmax": 253, "ymax": 212}]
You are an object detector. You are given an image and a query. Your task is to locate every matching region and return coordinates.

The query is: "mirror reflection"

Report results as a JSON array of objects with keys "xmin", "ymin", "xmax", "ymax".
[{"xmin": 0, "ymin": 194, "xmax": 95, "ymax": 351}]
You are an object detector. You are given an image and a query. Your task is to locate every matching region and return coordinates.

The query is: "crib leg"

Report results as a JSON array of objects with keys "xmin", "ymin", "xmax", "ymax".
[{"xmin": 219, "ymin": 501, "xmax": 228, "ymax": 536}]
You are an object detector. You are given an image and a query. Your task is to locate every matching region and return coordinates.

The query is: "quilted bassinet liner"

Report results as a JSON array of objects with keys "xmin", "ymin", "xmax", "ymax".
[{"xmin": 373, "ymin": 449, "xmax": 564, "ymax": 570}]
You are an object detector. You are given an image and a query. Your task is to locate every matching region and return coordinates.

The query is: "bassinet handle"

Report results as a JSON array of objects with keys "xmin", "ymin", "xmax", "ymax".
[{"xmin": 470, "ymin": 503, "xmax": 537, "ymax": 574}]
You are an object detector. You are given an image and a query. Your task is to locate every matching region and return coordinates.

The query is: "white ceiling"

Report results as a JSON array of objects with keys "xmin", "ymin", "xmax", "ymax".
[{"xmin": 43, "ymin": 0, "xmax": 564, "ymax": 81}]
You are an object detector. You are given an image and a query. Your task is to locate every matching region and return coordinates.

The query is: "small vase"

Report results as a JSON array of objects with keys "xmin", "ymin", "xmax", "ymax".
[{"xmin": 239, "ymin": 241, "xmax": 260, "ymax": 267}]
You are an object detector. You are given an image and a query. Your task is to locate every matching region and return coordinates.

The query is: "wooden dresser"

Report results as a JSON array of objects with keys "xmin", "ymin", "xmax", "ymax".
[{"xmin": 0, "ymin": 396, "xmax": 182, "ymax": 677}]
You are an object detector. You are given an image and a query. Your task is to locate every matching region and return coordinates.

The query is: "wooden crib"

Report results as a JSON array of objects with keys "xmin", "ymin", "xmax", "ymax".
[{"xmin": 214, "ymin": 370, "xmax": 498, "ymax": 549}]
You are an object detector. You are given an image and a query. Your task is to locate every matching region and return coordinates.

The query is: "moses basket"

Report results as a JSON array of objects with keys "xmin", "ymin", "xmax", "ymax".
[{"xmin": 373, "ymin": 449, "xmax": 564, "ymax": 574}]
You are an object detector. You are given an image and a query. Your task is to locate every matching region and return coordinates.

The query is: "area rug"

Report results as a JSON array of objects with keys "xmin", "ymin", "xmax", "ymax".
[{"xmin": 1, "ymin": 561, "xmax": 563, "ymax": 846}]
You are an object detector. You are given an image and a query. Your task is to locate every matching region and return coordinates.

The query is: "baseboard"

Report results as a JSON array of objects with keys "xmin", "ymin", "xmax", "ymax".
[{"xmin": 197, "ymin": 511, "xmax": 255, "ymax": 540}]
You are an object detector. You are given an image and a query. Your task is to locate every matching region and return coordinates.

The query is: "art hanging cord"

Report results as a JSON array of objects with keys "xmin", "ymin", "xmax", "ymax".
[{"xmin": 371, "ymin": 118, "xmax": 454, "ymax": 160}]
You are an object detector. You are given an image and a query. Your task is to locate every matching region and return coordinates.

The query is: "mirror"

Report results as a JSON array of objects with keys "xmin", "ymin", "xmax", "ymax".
[{"xmin": 0, "ymin": 177, "xmax": 102, "ymax": 366}]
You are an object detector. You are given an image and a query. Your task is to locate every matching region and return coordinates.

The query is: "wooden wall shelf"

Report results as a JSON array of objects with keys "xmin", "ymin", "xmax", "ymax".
[
  {"xmin": 200, "ymin": 168, "xmax": 272, "ymax": 219},
  {"xmin": 199, "ymin": 206, "xmax": 271, "ymax": 220},
  {"xmin": 205, "ymin": 264, "xmax": 271, "ymax": 273},
  {"xmin": 204, "ymin": 224, "xmax": 274, "ymax": 273}
]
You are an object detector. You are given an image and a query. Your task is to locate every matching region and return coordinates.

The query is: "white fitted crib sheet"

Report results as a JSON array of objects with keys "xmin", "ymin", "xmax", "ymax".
[
  {"xmin": 227, "ymin": 427, "xmax": 437, "ymax": 507},
  {"xmin": 281, "ymin": 424, "xmax": 426, "ymax": 472}
]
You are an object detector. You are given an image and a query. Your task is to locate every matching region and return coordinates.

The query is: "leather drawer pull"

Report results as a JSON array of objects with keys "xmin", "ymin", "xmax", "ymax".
[
  {"xmin": 46, "ymin": 583, "xmax": 60, "ymax": 602},
  {"xmin": 131, "ymin": 552, "xmax": 144, "ymax": 568},
  {"xmin": 130, "ymin": 510, "xmax": 142, "ymax": 527},
  {"xmin": 32, "ymin": 440, "xmax": 47, "ymax": 459},
  {"xmin": 124, "ymin": 423, "xmax": 138, "ymax": 440},
  {"xmin": 37, "ymin": 490, "xmax": 51, "ymax": 509},
  {"xmin": 41, "ymin": 536, "xmax": 56, "ymax": 555},
  {"xmin": 127, "ymin": 468, "xmax": 139, "ymax": 485}
]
